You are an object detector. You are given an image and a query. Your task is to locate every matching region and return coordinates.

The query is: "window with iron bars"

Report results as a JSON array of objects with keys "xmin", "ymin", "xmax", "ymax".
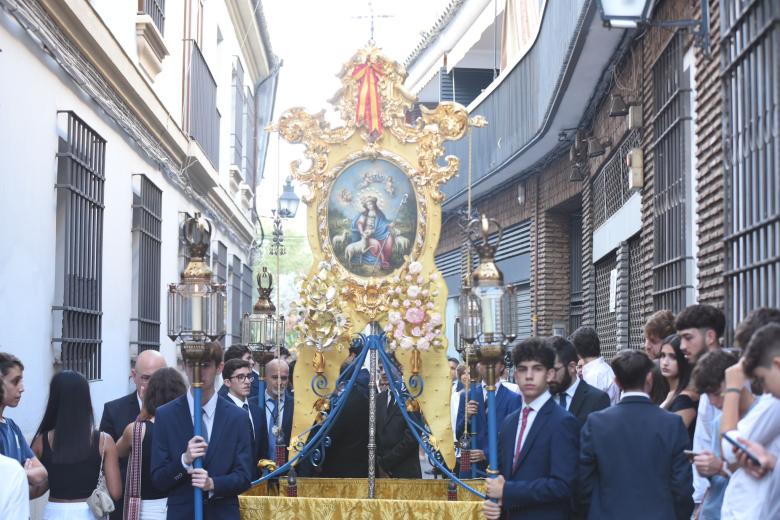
[
  {"xmin": 52, "ymin": 111, "xmax": 105, "ymax": 380},
  {"xmin": 241, "ymin": 262, "xmax": 253, "ymax": 322},
  {"xmin": 722, "ymin": 0, "xmax": 780, "ymax": 334},
  {"xmin": 651, "ymin": 32, "xmax": 695, "ymax": 314},
  {"xmin": 229, "ymin": 255, "xmax": 242, "ymax": 345},
  {"xmin": 131, "ymin": 175, "xmax": 162, "ymax": 353},
  {"xmin": 213, "ymin": 241, "xmax": 228, "ymax": 338},
  {"xmin": 591, "ymin": 131, "xmax": 641, "ymax": 229},
  {"xmin": 231, "ymin": 58, "xmax": 244, "ymax": 170}
]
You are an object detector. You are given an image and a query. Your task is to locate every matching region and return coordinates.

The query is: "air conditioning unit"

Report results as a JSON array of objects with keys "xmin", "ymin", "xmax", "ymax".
[{"xmin": 626, "ymin": 148, "xmax": 644, "ymax": 191}]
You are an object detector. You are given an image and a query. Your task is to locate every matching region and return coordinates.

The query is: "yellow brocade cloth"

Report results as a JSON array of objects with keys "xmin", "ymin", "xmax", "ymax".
[{"xmin": 240, "ymin": 478, "xmax": 485, "ymax": 519}]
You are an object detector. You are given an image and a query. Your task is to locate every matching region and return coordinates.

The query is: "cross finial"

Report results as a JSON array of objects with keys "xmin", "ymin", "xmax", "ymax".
[{"xmin": 352, "ymin": 0, "xmax": 393, "ymax": 46}]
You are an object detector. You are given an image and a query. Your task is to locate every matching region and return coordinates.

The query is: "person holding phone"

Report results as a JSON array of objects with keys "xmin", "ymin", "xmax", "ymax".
[
  {"xmin": 739, "ymin": 322, "xmax": 780, "ymax": 520},
  {"xmin": 691, "ymin": 350, "xmax": 739, "ymax": 520}
]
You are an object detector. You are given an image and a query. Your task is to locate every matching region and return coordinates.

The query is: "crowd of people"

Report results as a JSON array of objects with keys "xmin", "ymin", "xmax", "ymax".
[
  {"xmin": 0, "ymin": 304, "xmax": 778, "ymax": 519},
  {"xmin": 445, "ymin": 304, "xmax": 780, "ymax": 519}
]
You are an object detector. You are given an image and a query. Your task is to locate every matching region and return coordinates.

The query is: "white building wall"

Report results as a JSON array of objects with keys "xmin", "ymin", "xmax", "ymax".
[{"xmin": 0, "ymin": 8, "xmax": 250, "ymax": 441}]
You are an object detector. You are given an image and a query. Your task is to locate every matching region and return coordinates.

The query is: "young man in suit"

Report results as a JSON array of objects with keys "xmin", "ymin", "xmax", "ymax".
[
  {"xmin": 151, "ymin": 342, "xmax": 253, "ymax": 520},
  {"xmin": 221, "ymin": 358, "xmax": 267, "ymax": 479},
  {"xmin": 251, "ymin": 358, "xmax": 294, "ymax": 464},
  {"xmin": 456, "ymin": 359, "xmax": 522, "ymax": 471},
  {"xmin": 546, "ymin": 337, "xmax": 610, "ymax": 428},
  {"xmin": 376, "ymin": 361, "xmax": 421, "ymax": 479},
  {"xmin": 219, "ymin": 345, "xmax": 260, "ymax": 400},
  {"xmin": 570, "ymin": 327, "xmax": 620, "ymax": 405},
  {"xmin": 579, "ymin": 349, "xmax": 694, "ymax": 520},
  {"xmin": 99, "ymin": 349, "xmax": 167, "ymax": 518},
  {"xmin": 483, "ymin": 338, "xmax": 579, "ymax": 520}
]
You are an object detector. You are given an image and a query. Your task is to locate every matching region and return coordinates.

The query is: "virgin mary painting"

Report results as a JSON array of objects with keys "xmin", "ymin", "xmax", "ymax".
[{"xmin": 327, "ymin": 158, "xmax": 417, "ymax": 277}]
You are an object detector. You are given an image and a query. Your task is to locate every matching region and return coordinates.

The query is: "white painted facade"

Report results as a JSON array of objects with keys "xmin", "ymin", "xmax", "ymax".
[{"xmin": 0, "ymin": 0, "xmax": 277, "ymax": 444}]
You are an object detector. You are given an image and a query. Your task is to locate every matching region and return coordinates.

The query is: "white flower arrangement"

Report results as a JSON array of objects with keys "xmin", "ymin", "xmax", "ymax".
[{"xmin": 385, "ymin": 261, "xmax": 443, "ymax": 351}]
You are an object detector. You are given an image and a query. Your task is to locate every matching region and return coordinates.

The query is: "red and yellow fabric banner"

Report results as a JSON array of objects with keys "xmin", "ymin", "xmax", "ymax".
[{"xmin": 352, "ymin": 60, "xmax": 383, "ymax": 136}]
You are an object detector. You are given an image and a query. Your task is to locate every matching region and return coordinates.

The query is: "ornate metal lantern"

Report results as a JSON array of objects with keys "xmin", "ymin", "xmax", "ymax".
[
  {"xmin": 277, "ymin": 176, "xmax": 300, "ymax": 219},
  {"xmin": 241, "ymin": 266, "xmax": 285, "ymax": 376},
  {"xmin": 167, "ymin": 213, "xmax": 227, "ymax": 347}
]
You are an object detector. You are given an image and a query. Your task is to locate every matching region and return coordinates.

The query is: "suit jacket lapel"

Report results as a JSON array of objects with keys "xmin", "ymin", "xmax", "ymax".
[
  {"xmin": 503, "ymin": 412, "xmax": 519, "ymax": 476},
  {"xmin": 569, "ymin": 381, "xmax": 587, "ymax": 418},
  {"xmin": 516, "ymin": 399, "xmax": 554, "ymax": 469}
]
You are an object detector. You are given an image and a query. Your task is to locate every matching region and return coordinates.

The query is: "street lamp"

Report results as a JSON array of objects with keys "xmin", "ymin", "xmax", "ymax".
[
  {"xmin": 459, "ymin": 214, "xmax": 518, "ymax": 484},
  {"xmin": 277, "ymin": 176, "xmax": 300, "ymax": 219},
  {"xmin": 167, "ymin": 212, "xmax": 226, "ymax": 520},
  {"xmin": 597, "ymin": 0, "xmax": 710, "ymax": 54}
]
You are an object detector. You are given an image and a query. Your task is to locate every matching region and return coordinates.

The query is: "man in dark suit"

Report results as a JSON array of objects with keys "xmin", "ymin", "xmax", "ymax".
[
  {"xmin": 483, "ymin": 338, "xmax": 579, "ymax": 520},
  {"xmin": 376, "ymin": 361, "xmax": 421, "ymax": 479},
  {"xmin": 455, "ymin": 359, "xmax": 521, "ymax": 471},
  {"xmin": 579, "ymin": 349, "xmax": 694, "ymax": 520},
  {"xmin": 218, "ymin": 345, "xmax": 260, "ymax": 400},
  {"xmin": 221, "ymin": 358, "xmax": 267, "ymax": 479},
  {"xmin": 100, "ymin": 349, "xmax": 166, "ymax": 520},
  {"xmin": 546, "ymin": 337, "xmax": 610, "ymax": 428},
  {"xmin": 151, "ymin": 342, "xmax": 253, "ymax": 520},
  {"xmin": 251, "ymin": 358, "xmax": 294, "ymax": 464},
  {"xmin": 320, "ymin": 364, "xmax": 370, "ymax": 478}
]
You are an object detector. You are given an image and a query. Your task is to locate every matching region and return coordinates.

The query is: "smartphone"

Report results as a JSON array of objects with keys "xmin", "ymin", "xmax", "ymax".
[
  {"xmin": 722, "ymin": 433, "xmax": 762, "ymax": 468},
  {"xmin": 683, "ymin": 449, "xmax": 699, "ymax": 461}
]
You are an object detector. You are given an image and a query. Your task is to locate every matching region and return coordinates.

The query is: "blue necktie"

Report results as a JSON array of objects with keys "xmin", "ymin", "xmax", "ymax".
[
  {"xmin": 558, "ymin": 392, "xmax": 567, "ymax": 409},
  {"xmin": 267, "ymin": 399, "xmax": 278, "ymax": 455},
  {"xmin": 242, "ymin": 404, "xmax": 254, "ymax": 441}
]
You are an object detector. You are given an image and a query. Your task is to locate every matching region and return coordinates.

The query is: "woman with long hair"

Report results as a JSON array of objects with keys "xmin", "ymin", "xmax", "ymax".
[
  {"xmin": 116, "ymin": 367, "xmax": 186, "ymax": 520},
  {"xmin": 32, "ymin": 371, "xmax": 122, "ymax": 519},
  {"xmin": 658, "ymin": 334, "xmax": 698, "ymax": 442}
]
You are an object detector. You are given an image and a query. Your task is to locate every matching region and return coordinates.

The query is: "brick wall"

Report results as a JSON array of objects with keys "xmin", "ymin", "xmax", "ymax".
[{"xmin": 694, "ymin": 0, "xmax": 724, "ymax": 308}]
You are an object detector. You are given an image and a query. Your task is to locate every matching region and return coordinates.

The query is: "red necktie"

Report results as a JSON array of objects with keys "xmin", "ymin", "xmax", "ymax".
[{"xmin": 512, "ymin": 406, "xmax": 533, "ymax": 472}]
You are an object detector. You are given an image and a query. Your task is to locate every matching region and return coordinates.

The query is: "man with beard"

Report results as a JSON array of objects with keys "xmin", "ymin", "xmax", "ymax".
[
  {"xmin": 674, "ymin": 304, "xmax": 726, "ymax": 513},
  {"xmin": 546, "ymin": 337, "xmax": 610, "ymax": 429}
]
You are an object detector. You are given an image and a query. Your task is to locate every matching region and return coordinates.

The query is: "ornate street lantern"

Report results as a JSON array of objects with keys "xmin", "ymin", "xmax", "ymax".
[
  {"xmin": 277, "ymin": 176, "xmax": 300, "ymax": 219},
  {"xmin": 460, "ymin": 214, "xmax": 518, "ymax": 482},
  {"xmin": 167, "ymin": 212, "xmax": 227, "ymax": 345},
  {"xmin": 241, "ymin": 266, "xmax": 285, "ymax": 377}
]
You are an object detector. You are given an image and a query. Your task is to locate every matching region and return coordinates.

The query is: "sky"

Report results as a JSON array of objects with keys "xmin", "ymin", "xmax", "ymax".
[{"xmin": 257, "ymin": 0, "xmax": 452, "ymax": 225}]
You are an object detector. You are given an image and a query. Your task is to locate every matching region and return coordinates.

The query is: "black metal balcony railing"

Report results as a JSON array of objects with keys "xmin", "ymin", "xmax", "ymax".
[
  {"xmin": 187, "ymin": 41, "xmax": 220, "ymax": 168},
  {"xmin": 139, "ymin": 0, "xmax": 165, "ymax": 35},
  {"xmin": 442, "ymin": 0, "xmax": 590, "ymax": 201}
]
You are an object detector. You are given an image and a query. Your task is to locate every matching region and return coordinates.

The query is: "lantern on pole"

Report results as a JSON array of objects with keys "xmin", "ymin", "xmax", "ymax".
[{"xmin": 167, "ymin": 212, "xmax": 226, "ymax": 520}]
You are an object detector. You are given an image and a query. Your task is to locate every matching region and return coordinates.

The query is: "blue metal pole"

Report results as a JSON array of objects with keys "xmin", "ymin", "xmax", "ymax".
[
  {"xmin": 193, "ymin": 383, "xmax": 203, "ymax": 520},
  {"xmin": 470, "ymin": 382, "xmax": 479, "ymax": 479},
  {"xmin": 486, "ymin": 385, "xmax": 498, "ymax": 502}
]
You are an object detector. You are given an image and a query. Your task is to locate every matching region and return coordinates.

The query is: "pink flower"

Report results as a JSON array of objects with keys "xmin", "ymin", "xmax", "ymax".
[
  {"xmin": 407, "ymin": 285, "xmax": 420, "ymax": 298},
  {"xmin": 417, "ymin": 275, "xmax": 425, "ymax": 284},
  {"xmin": 389, "ymin": 340, "xmax": 398, "ymax": 350},
  {"xmin": 405, "ymin": 307, "xmax": 425, "ymax": 325},
  {"xmin": 411, "ymin": 326, "xmax": 423, "ymax": 337},
  {"xmin": 417, "ymin": 337, "xmax": 430, "ymax": 350},
  {"xmin": 429, "ymin": 312, "xmax": 442, "ymax": 327},
  {"xmin": 400, "ymin": 337, "xmax": 414, "ymax": 350},
  {"xmin": 388, "ymin": 311, "xmax": 402, "ymax": 324},
  {"xmin": 403, "ymin": 299, "xmax": 411, "ymax": 308},
  {"xmin": 415, "ymin": 299, "xmax": 422, "ymax": 307},
  {"xmin": 425, "ymin": 332, "xmax": 435, "ymax": 341},
  {"xmin": 391, "ymin": 299, "xmax": 399, "ymax": 308},
  {"xmin": 421, "ymin": 289, "xmax": 429, "ymax": 297},
  {"xmin": 409, "ymin": 261, "xmax": 423, "ymax": 274},
  {"xmin": 427, "ymin": 302, "xmax": 435, "ymax": 309},
  {"xmin": 405, "ymin": 275, "xmax": 413, "ymax": 282}
]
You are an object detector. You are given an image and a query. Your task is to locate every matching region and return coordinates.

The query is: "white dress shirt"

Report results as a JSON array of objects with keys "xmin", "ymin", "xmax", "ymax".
[
  {"xmin": 692, "ymin": 393, "xmax": 715, "ymax": 502},
  {"xmin": 720, "ymin": 394, "xmax": 780, "ymax": 520},
  {"xmin": 226, "ymin": 392, "xmax": 255, "ymax": 431},
  {"xmin": 621, "ymin": 391, "xmax": 650, "ymax": 400},
  {"xmin": 512, "ymin": 390, "xmax": 551, "ymax": 459},
  {"xmin": 264, "ymin": 391, "xmax": 285, "ymax": 435},
  {"xmin": 181, "ymin": 390, "xmax": 219, "ymax": 471},
  {"xmin": 0, "ymin": 454, "xmax": 29, "ymax": 519},
  {"xmin": 581, "ymin": 357, "xmax": 620, "ymax": 405}
]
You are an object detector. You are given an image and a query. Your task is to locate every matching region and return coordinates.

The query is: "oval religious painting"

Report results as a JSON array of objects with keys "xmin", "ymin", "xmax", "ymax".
[{"xmin": 327, "ymin": 158, "xmax": 418, "ymax": 277}]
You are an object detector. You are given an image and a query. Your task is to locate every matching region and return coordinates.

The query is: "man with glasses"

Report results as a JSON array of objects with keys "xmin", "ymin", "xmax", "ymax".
[
  {"xmin": 221, "ymin": 358, "xmax": 267, "ymax": 478},
  {"xmin": 100, "ymin": 349, "xmax": 166, "ymax": 520},
  {"xmin": 220, "ymin": 345, "xmax": 260, "ymax": 399},
  {"xmin": 546, "ymin": 336, "xmax": 610, "ymax": 429}
]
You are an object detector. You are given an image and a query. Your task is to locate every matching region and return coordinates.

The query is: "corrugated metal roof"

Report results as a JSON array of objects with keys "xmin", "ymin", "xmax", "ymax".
[{"xmin": 403, "ymin": 0, "xmax": 468, "ymax": 68}]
